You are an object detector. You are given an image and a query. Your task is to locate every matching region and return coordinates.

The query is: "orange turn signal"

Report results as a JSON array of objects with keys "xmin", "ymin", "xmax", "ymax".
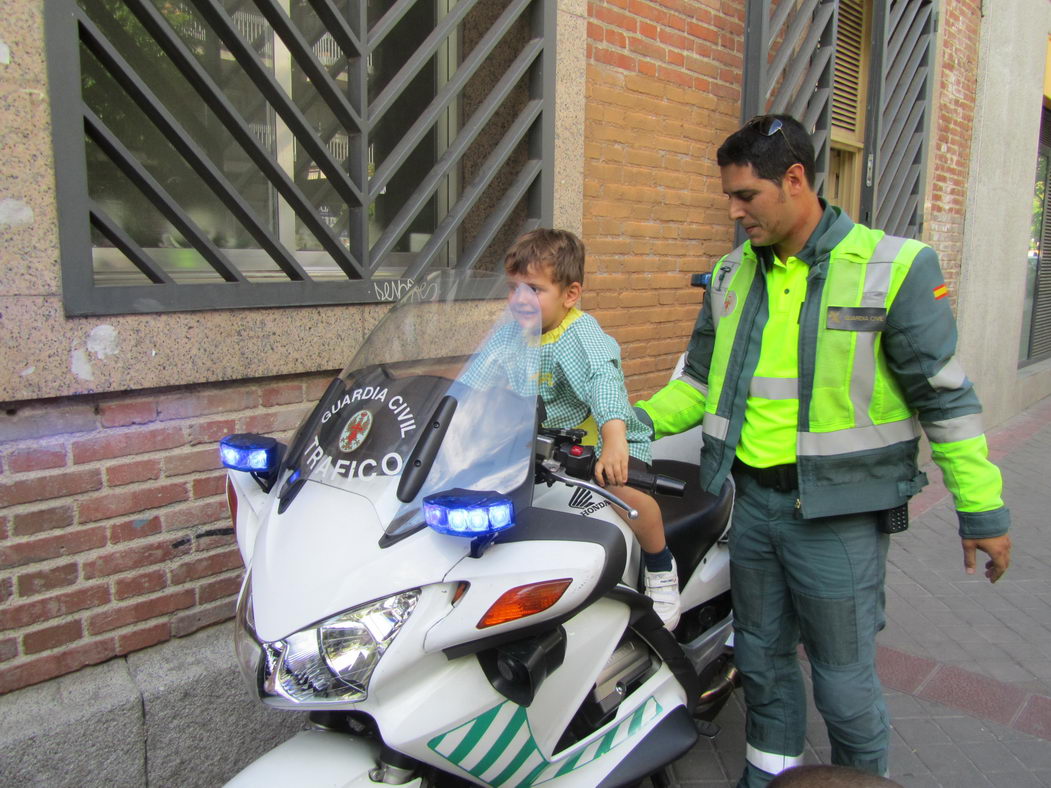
[{"xmin": 477, "ymin": 579, "xmax": 573, "ymax": 629}]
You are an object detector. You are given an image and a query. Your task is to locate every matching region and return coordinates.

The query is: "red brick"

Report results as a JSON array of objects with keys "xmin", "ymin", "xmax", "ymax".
[
  {"xmin": 157, "ymin": 389, "xmax": 257, "ymax": 421},
  {"xmin": 194, "ymin": 526, "xmax": 236, "ymax": 550},
  {"xmin": 164, "ymin": 447, "xmax": 220, "ymax": 477},
  {"xmin": 170, "ymin": 548, "xmax": 243, "ymax": 585},
  {"xmin": 0, "ymin": 638, "xmax": 117, "ymax": 694},
  {"xmin": 163, "ymin": 499, "xmax": 229, "ymax": 531},
  {"xmin": 305, "ymin": 375, "xmax": 339, "ymax": 401},
  {"xmin": 189, "ymin": 418, "xmax": 237, "ymax": 446},
  {"xmin": 99, "ymin": 399, "xmax": 158, "ymax": 428},
  {"xmin": 78, "ymin": 481, "xmax": 189, "ymax": 523},
  {"xmin": 109, "ymin": 515, "xmax": 163, "ymax": 543},
  {"xmin": 71, "ymin": 425, "xmax": 186, "ymax": 465},
  {"xmin": 171, "ymin": 598, "xmax": 237, "ymax": 638},
  {"xmin": 114, "ymin": 569, "xmax": 168, "ymax": 600},
  {"xmin": 0, "ymin": 468, "xmax": 102, "ymax": 507},
  {"xmin": 243, "ymin": 407, "xmax": 308, "ymax": 436},
  {"xmin": 192, "ymin": 474, "xmax": 227, "ymax": 499},
  {"xmin": 199, "ymin": 572, "xmax": 243, "ymax": 604},
  {"xmin": 6, "ymin": 446, "xmax": 67, "ymax": 473},
  {"xmin": 17, "ymin": 563, "xmax": 80, "ymax": 597},
  {"xmin": 0, "ymin": 526, "xmax": 108, "ymax": 570},
  {"xmin": 0, "ymin": 637, "xmax": 17, "ymax": 663},
  {"xmin": 0, "ymin": 577, "xmax": 12, "ymax": 604},
  {"xmin": 0, "ymin": 585, "xmax": 111, "ymax": 630},
  {"xmin": 106, "ymin": 458, "xmax": 162, "ymax": 487},
  {"xmin": 23, "ymin": 620, "xmax": 83, "ymax": 655},
  {"xmin": 88, "ymin": 589, "xmax": 196, "ymax": 634},
  {"xmin": 11, "ymin": 504, "xmax": 75, "ymax": 537},
  {"xmin": 117, "ymin": 621, "xmax": 171, "ymax": 655},
  {"xmin": 0, "ymin": 405, "xmax": 97, "ymax": 443},
  {"xmin": 82, "ymin": 538, "xmax": 192, "ymax": 579},
  {"xmin": 261, "ymin": 383, "xmax": 303, "ymax": 407}
]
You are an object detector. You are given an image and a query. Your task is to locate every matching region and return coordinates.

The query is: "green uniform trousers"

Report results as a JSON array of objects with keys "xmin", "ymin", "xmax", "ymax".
[{"xmin": 729, "ymin": 472, "xmax": 891, "ymax": 787}]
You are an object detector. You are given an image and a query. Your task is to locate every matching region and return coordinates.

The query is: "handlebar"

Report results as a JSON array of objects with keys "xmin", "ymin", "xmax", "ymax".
[{"xmin": 626, "ymin": 467, "xmax": 686, "ymax": 497}]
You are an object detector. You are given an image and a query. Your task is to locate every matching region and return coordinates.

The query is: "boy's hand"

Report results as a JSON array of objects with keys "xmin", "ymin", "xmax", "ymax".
[{"xmin": 595, "ymin": 420, "xmax": 629, "ymax": 487}]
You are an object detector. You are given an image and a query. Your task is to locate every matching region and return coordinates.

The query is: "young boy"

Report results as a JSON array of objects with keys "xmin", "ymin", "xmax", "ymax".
[{"xmin": 505, "ymin": 228, "xmax": 681, "ymax": 630}]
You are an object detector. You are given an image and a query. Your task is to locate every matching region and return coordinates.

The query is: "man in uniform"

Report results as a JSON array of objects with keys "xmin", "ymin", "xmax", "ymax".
[{"xmin": 634, "ymin": 115, "xmax": 1012, "ymax": 786}]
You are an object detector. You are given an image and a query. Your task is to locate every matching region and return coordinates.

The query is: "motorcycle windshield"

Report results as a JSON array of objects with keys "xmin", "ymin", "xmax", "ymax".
[{"xmin": 282, "ymin": 270, "xmax": 541, "ymax": 540}]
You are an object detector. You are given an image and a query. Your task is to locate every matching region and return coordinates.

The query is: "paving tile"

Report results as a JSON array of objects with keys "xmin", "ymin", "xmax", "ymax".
[
  {"xmin": 1016, "ymin": 695, "xmax": 1051, "ymax": 741},
  {"xmin": 877, "ymin": 646, "xmax": 939, "ymax": 694},
  {"xmin": 1004, "ymin": 739, "xmax": 1051, "ymax": 769},
  {"xmin": 891, "ymin": 717, "xmax": 952, "ymax": 746},
  {"xmin": 918, "ymin": 666, "xmax": 1029, "ymax": 726},
  {"xmin": 912, "ymin": 742, "xmax": 976, "ymax": 774},
  {"xmin": 960, "ymin": 740, "xmax": 1027, "ymax": 772},
  {"xmin": 934, "ymin": 716, "xmax": 1001, "ymax": 743}
]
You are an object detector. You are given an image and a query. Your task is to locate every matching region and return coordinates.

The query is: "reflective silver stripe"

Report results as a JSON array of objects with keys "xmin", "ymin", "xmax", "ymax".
[
  {"xmin": 749, "ymin": 376, "xmax": 798, "ymax": 400},
  {"xmin": 703, "ymin": 413, "xmax": 730, "ymax": 441},
  {"xmin": 927, "ymin": 357, "xmax": 968, "ymax": 391},
  {"xmin": 798, "ymin": 418, "xmax": 919, "ymax": 456},
  {"xmin": 922, "ymin": 412, "xmax": 985, "ymax": 444},
  {"xmin": 849, "ymin": 238, "xmax": 900, "ymax": 429},
  {"xmin": 675, "ymin": 374, "xmax": 709, "ymax": 398},
  {"xmin": 746, "ymin": 744, "xmax": 804, "ymax": 775}
]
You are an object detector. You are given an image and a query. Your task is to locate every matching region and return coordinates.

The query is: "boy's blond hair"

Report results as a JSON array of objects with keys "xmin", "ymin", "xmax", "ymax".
[{"xmin": 504, "ymin": 228, "xmax": 585, "ymax": 289}]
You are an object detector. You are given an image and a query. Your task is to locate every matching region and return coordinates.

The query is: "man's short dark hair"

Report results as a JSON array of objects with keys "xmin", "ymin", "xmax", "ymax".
[{"xmin": 717, "ymin": 114, "xmax": 816, "ymax": 187}]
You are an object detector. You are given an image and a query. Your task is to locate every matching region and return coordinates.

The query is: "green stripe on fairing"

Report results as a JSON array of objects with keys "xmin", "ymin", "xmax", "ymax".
[
  {"xmin": 470, "ymin": 706, "xmax": 529, "ymax": 777},
  {"xmin": 447, "ymin": 704, "xmax": 502, "ymax": 764}
]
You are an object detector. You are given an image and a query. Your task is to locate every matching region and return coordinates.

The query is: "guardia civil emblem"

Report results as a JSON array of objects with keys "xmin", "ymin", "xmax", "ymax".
[
  {"xmin": 722, "ymin": 291, "xmax": 737, "ymax": 315},
  {"xmin": 339, "ymin": 410, "xmax": 373, "ymax": 452}
]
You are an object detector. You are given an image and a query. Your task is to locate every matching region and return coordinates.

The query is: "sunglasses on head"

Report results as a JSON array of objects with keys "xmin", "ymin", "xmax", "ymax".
[{"xmin": 745, "ymin": 115, "xmax": 806, "ymax": 167}]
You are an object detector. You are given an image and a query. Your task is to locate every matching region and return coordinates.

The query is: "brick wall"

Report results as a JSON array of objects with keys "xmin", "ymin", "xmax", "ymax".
[
  {"xmin": 582, "ymin": 0, "xmax": 744, "ymax": 399},
  {"xmin": 0, "ymin": 372, "xmax": 333, "ymax": 693},
  {"xmin": 924, "ymin": 0, "xmax": 981, "ymax": 298}
]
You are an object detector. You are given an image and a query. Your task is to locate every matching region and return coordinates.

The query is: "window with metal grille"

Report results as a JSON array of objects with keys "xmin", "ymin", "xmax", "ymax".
[
  {"xmin": 1022, "ymin": 107, "xmax": 1051, "ymax": 365},
  {"xmin": 741, "ymin": 0, "xmax": 934, "ymax": 239},
  {"xmin": 45, "ymin": 0, "xmax": 554, "ymax": 316}
]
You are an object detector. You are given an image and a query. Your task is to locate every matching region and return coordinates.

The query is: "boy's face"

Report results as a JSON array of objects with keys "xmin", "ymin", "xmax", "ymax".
[{"xmin": 507, "ymin": 264, "xmax": 580, "ymax": 334}]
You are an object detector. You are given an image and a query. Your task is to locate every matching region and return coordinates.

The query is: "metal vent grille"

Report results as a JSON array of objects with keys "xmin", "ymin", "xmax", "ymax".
[
  {"xmin": 865, "ymin": 0, "xmax": 934, "ymax": 239},
  {"xmin": 46, "ymin": 0, "xmax": 554, "ymax": 315},
  {"xmin": 742, "ymin": 0, "xmax": 837, "ymax": 195}
]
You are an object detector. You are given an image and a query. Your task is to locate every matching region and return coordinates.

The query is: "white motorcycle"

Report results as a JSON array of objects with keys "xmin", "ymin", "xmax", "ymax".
[{"xmin": 222, "ymin": 270, "xmax": 736, "ymax": 787}]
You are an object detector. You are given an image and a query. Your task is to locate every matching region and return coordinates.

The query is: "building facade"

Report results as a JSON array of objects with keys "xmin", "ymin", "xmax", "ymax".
[{"xmin": 1, "ymin": 0, "xmax": 1050, "ymax": 778}]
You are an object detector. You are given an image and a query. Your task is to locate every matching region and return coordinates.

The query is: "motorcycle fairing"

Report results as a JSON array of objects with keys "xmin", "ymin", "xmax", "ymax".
[{"xmin": 426, "ymin": 696, "xmax": 664, "ymax": 787}]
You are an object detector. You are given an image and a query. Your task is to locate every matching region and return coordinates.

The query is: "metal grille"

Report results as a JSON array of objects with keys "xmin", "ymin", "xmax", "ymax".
[
  {"xmin": 862, "ymin": 0, "xmax": 934, "ymax": 238},
  {"xmin": 1030, "ymin": 112, "xmax": 1051, "ymax": 360},
  {"xmin": 741, "ymin": 0, "xmax": 837, "ymax": 195},
  {"xmin": 46, "ymin": 0, "xmax": 554, "ymax": 315}
]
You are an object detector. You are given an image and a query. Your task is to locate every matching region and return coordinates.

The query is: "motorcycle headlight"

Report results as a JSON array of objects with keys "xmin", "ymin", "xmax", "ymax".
[{"xmin": 235, "ymin": 582, "xmax": 419, "ymax": 707}]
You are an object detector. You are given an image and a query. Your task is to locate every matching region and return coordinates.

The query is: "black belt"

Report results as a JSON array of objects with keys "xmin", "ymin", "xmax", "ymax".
[{"xmin": 732, "ymin": 458, "xmax": 798, "ymax": 492}]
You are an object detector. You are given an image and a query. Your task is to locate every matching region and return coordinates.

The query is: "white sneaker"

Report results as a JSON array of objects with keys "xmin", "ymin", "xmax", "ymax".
[{"xmin": 644, "ymin": 557, "xmax": 681, "ymax": 631}]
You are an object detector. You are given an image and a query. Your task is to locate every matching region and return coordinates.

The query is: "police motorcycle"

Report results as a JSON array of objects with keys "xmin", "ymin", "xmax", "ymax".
[{"xmin": 221, "ymin": 269, "xmax": 736, "ymax": 787}]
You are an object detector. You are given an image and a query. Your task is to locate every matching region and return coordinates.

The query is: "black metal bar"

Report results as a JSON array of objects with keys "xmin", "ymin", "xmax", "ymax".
[
  {"xmin": 185, "ymin": 0, "xmax": 365, "ymax": 208},
  {"xmin": 76, "ymin": 9, "xmax": 309, "ymax": 281},
  {"xmin": 369, "ymin": 0, "xmax": 481, "ymax": 126},
  {"xmin": 742, "ymin": 0, "xmax": 770, "ymax": 119},
  {"xmin": 767, "ymin": 0, "xmax": 821, "ymax": 99},
  {"xmin": 367, "ymin": 0, "xmax": 417, "ymax": 53},
  {"xmin": 783, "ymin": 44, "xmax": 833, "ymax": 119},
  {"xmin": 120, "ymin": 0, "xmax": 363, "ymax": 278},
  {"xmin": 405, "ymin": 100, "xmax": 543, "ymax": 280},
  {"xmin": 62, "ymin": 278, "xmax": 416, "ymax": 317},
  {"xmin": 89, "ymin": 202, "xmax": 174, "ymax": 284},
  {"xmin": 880, "ymin": 43, "xmax": 927, "ymax": 163},
  {"xmin": 370, "ymin": 0, "xmax": 533, "ymax": 199},
  {"xmin": 306, "ymin": 0, "xmax": 364, "ymax": 53},
  {"xmin": 253, "ymin": 0, "xmax": 363, "ymax": 135},
  {"xmin": 455, "ymin": 159, "xmax": 543, "ymax": 271},
  {"xmin": 83, "ymin": 107, "xmax": 245, "ymax": 283},
  {"xmin": 370, "ymin": 40, "xmax": 544, "ymax": 268}
]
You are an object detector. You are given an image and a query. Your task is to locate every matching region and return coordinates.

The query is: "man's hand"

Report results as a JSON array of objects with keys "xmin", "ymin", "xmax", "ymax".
[{"xmin": 962, "ymin": 534, "xmax": 1012, "ymax": 583}]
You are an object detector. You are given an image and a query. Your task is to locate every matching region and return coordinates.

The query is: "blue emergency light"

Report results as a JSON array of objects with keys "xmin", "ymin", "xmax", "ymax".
[
  {"xmin": 423, "ymin": 490, "xmax": 516, "ymax": 537},
  {"xmin": 219, "ymin": 434, "xmax": 280, "ymax": 474}
]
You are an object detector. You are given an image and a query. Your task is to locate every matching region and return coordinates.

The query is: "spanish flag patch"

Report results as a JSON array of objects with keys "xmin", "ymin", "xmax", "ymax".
[{"xmin": 933, "ymin": 284, "xmax": 949, "ymax": 300}]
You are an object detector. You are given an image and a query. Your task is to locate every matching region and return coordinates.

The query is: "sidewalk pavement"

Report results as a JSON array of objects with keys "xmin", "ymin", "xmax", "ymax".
[{"xmin": 673, "ymin": 394, "xmax": 1051, "ymax": 787}]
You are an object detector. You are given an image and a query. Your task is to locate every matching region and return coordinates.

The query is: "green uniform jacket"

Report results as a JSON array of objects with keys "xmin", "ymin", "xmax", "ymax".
[{"xmin": 637, "ymin": 206, "xmax": 1010, "ymax": 540}]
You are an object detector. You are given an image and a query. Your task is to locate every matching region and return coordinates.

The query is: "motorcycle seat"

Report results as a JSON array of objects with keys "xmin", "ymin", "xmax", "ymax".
[{"xmin": 650, "ymin": 460, "xmax": 733, "ymax": 587}]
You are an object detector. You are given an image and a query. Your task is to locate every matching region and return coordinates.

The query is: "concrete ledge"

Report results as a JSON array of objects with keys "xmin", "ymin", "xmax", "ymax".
[{"xmin": 0, "ymin": 622, "xmax": 306, "ymax": 787}]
